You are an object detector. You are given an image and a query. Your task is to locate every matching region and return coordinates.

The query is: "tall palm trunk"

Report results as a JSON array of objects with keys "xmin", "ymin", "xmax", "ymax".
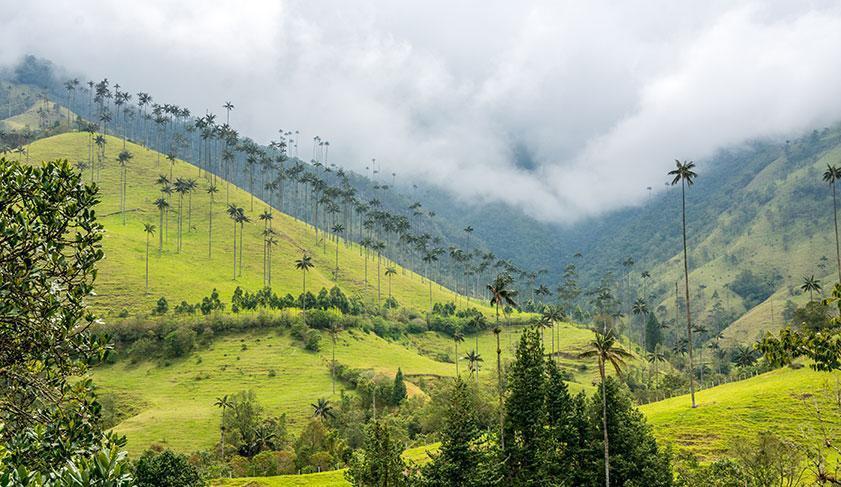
[
  {"xmin": 239, "ymin": 222, "xmax": 244, "ymax": 277},
  {"xmin": 680, "ymin": 180, "xmax": 697, "ymax": 408},
  {"xmin": 600, "ymin": 361, "xmax": 610, "ymax": 487},
  {"xmin": 158, "ymin": 208, "xmax": 164, "ymax": 254},
  {"xmin": 496, "ymin": 304, "xmax": 504, "ymax": 450},
  {"xmin": 208, "ymin": 197, "xmax": 213, "ymax": 258},
  {"xmin": 145, "ymin": 232, "xmax": 150, "ymax": 292},
  {"xmin": 833, "ymin": 182, "xmax": 841, "ymax": 283},
  {"xmin": 232, "ymin": 221, "xmax": 237, "ymax": 279}
]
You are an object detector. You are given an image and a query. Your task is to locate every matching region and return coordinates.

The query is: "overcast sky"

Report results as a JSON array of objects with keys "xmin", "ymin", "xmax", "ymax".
[{"xmin": 3, "ymin": 1, "xmax": 841, "ymax": 222}]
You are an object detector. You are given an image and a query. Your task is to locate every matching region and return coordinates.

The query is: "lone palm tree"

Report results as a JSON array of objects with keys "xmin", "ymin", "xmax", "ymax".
[
  {"xmin": 578, "ymin": 329, "xmax": 633, "ymax": 487},
  {"xmin": 153, "ymin": 197, "xmax": 169, "ymax": 255},
  {"xmin": 669, "ymin": 159, "xmax": 699, "ymax": 408},
  {"xmin": 493, "ymin": 325, "xmax": 504, "ymax": 449},
  {"xmin": 295, "ymin": 253, "xmax": 315, "ymax": 305},
  {"xmin": 226, "ymin": 204, "xmax": 240, "ymax": 279},
  {"xmin": 631, "ymin": 298, "xmax": 649, "ymax": 352},
  {"xmin": 213, "ymin": 395, "xmax": 232, "ymax": 459},
  {"xmin": 487, "ymin": 273, "xmax": 518, "ymax": 349},
  {"xmin": 824, "ymin": 164, "xmax": 841, "ymax": 283},
  {"xmin": 329, "ymin": 322, "xmax": 343, "ymax": 394},
  {"xmin": 385, "ymin": 266, "xmax": 397, "ymax": 297},
  {"xmin": 116, "ymin": 150, "xmax": 133, "ymax": 225},
  {"xmin": 464, "ymin": 350, "xmax": 483, "ymax": 382},
  {"xmin": 207, "ymin": 184, "xmax": 218, "ymax": 258},
  {"xmin": 311, "ymin": 398, "xmax": 335, "ymax": 422},
  {"xmin": 143, "ymin": 224, "xmax": 156, "ymax": 292},
  {"xmin": 331, "ymin": 223, "xmax": 344, "ymax": 279},
  {"xmin": 801, "ymin": 275, "xmax": 822, "ymax": 302},
  {"xmin": 453, "ymin": 329, "xmax": 465, "ymax": 377}
]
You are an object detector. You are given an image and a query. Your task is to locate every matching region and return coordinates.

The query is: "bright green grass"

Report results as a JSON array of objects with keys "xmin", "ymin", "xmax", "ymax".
[
  {"xmin": 95, "ymin": 327, "xmax": 455, "ymax": 456},
  {"xmin": 21, "ymin": 132, "xmax": 490, "ymax": 315},
  {"xmin": 642, "ymin": 366, "xmax": 841, "ymax": 460},
  {"xmin": 209, "ymin": 444, "xmax": 438, "ymax": 487},
  {"xmin": 96, "ymin": 322, "xmax": 607, "ymax": 456}
]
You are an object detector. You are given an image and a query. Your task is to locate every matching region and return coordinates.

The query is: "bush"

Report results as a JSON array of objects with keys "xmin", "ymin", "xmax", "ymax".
[
  {"xmin": 153, "ymin": 296, "xmax": 169, "ymax": 315},
  {"xmin": 163, "ymin": 328, "xmax": 196, "ymax": 358},
  {"xmin": 134, "ymin": 449, "xmax": 202, "ymax": 486}
]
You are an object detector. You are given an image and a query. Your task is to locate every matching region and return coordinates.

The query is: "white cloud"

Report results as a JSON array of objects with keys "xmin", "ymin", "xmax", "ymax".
[{"xmin": 2, "ymin": 0, "xmax": 841, "ymax": 222}]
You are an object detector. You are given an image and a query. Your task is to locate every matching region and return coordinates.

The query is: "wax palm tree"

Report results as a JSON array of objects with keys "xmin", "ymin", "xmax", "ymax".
[
  {"xmin": 116, "ymin": 150, "xmax": 133, "ymax": 225},
  {"xmin": 207, "ymin": 184, "xmax": 218, "ymax": 258},
  {"xmin": 214, "ymin": 395, "xmax": 232, "ymax": 459},
  {"xmin": 801, "ymin": 275, "xmax": 822, "ymax": 302},
  {"xmin": 464, "ymin": 350, "xmax": 483, "ymax": 383},
  {"xmin": 372, "ymin": 240, "xmax": 386, "ymax": 305},
  {"xmin": 295, "ymin": 253, "xmax": 315, "ymax": 303},
  {"xmin": 143, "ymin": 224, "xmax": 156, "ymax": 292},
  {"xmin": 824, "ymin": 164, "xmax": 841, "ymax": 283},
  {"xmin": 646, "ymin": 346, "xmax": 667, "ymax": 381},
  {"xmin": 153, "ymin": 197, "xmax": 168, "ymax": 254},
  {"xmin": 227, "ymin": 204, "xmax": 240, "ymax": 279},
  {"xmin": 223, "ymin": 101, "xmax": 235, "ymax": 124},
  {"xmin": 331, "ymin": 223, "xmax": 344, "ymax": 279},
  {"xmin": 493, "ymin": 324, "xmax": 504, "ymax": 448},
  {"xmin": 385, "ymin": 266, "xmax": 397, "ymax": 297},
  {"xmin": 453, "ymin": 329, "xmax": 465, "ymax": 377},
  {"xmin": 487, "ymin": 273, "xmax": 518, "ymax": 349},
  {"xmin": 311, "ymin": 398, "xmax": 334, "ymax": 422},
  {"xmin": 238, "ymin": 211, "xmax": 251, "ymax": 277},
  {"xmin": 173, "ymin": 178, "xmax": 188, "ymax": 252},
  {"xmin": 329, "ymin": 322, "xmax": 343, "ymax": 394},
  {"xmin": 542, "ymin": 305, "xmax": 566, "ymax": 358},
  {"xmin": 578, "ymin": 329, "xmax": 633, "ymax": 487},
  {"xmin": 669, "ymin": 159, "xmax": 699, "ymax": 408},
  {"xmin": 631, "ymin": 298, "xmax": 649, "ymax": 351}
]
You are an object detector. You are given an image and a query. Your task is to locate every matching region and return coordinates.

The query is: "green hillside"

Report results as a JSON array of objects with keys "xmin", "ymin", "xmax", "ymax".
[
  {"xmin": 20, "ymin": 132, "xmax": 489, "ymax": 315},
  {"xmin": 95, "ymin": 322, "xmax": 602, "ymax": 456},
  {"xmin": 1, "ymin": 97, "xmax": 74, "ymax": 132},
  {"xmin": 642, "ymin": 365, "xmax": 841, "ymax": 460}
]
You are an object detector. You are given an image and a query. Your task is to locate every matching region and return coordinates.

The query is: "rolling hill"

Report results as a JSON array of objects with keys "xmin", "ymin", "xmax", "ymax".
[{"xmin": 20, "ymin": 132, "xmax": 490, "ymax": 315}]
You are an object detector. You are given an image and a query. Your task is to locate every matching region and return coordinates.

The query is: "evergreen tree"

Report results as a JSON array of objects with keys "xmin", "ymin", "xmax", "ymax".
[
  {"xmin": 645, "ymin": 312, "xmax": 663, "ymax": 353},
  {"xmin": 586, "ymin": 378, "xmax": 673, "ymax": 486},
  {"xmin": 503, "ymin": 327, "xmax": 547, "ymax": 484},
  {"xmin": 422, "ymin": 379, "xmax": 493, "ymax": 487},
  {"xmin": 346, "ymin": 420, "xmax": 413, "ymax": 487},
  {"xmin": 392, "ymin": 368, "xmax": 407, "ymax": 406}
]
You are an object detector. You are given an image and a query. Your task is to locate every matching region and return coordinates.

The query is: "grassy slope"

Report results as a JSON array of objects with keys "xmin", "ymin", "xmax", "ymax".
[
  {"xmin": 1, "ymin": 98, "xmax": 75, "ymax": 132},
  {"xmin": 96, "ymin": 323, "xmax": 602, "ymax": 456},
  {"xmin": 647, "ymin": 136, "xmax": 841, "ymax": 345},
  {"xmin": 642, "ymin": 366, "xmax": 841, "ymax": 460},
  {"xmin": 21, "ymin": 132, "xmax": 489, "ymax": 314}
]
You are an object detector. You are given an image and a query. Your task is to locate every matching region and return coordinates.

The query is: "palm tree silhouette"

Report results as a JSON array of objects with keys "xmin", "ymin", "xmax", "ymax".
[
  {"xmin": 801, "ymin": 275, "xmax": 822, "ymax": 302},
  {"xmin": 632, "ymin": 298, "xmax": 649, "ymax": 352},
  {"xmin": 226, "ymin": 204, "xmax": 240, "ymax": 279},
  {"xmin": 541, "ymin": 305, "xmax": 566, "ymax": 359},
  {"xmin": 207, "ymin": 184, "xmax": 218, "ymax": 258},
  {"xmin": 669, "ymin": 159, "xmax": 699, "ymax": 409},
  {"xmin": 213, "ymin": 395, "xmax": 232, "ymax": 459},
  {"xmin": 385, "ymin": 266, "xmax": 397, "ymax": 297},
  {"xmin": 143, "ymin": 223, "xmax": 156, "ymax": 292},
  {"xmin": 824, "ymin": 164, "xmax": 841, "ymax": 283},
  {"xmin": 331, "ymin": 223, "xmax": 344, "ymax": 279},
  {"xmin": 578, "ymin": 329, "xmax": 633, "ymax": 487},
  {"xmin": 329, "ymin": 321, "xmax": 343, "ymax": 394},
  {"xmin": 116, "ymin": 150, "xmax": 133, "ymax": 225},
  {"xmin": 463, "ymin": 349, "xmax": 483, "ymax": 382},
  {"xmin": 295, "ymin": 253, "xmax": 315, "ymax": 305},
  {"xmin": 153, "ymin": 197, "xmax": 169, "ymax": 255},
  {"xmin": 311, "ymin": 398, "xmax": 334, "ymax": 422}
]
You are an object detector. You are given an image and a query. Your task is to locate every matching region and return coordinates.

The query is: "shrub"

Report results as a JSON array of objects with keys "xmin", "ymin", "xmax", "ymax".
[
  {"xmin": 153, "ymin": 296, "xmax": 169, "ymax": 315},
  {"xmin": 163, "ymin": 328, "xmax": 196, "ymax": 358},
  {"xmin": 134, "ymin": 449, "xmax": 202, "ymax": 487}
]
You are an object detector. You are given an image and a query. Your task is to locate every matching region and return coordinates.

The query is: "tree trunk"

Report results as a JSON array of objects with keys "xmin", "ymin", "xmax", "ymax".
[
  {"xmin": 601, "ymin": 362, "xmax": 610, "ymax": 487},
  {"xmin": 834, "ymin": 183, "xmax": 841, "ymax": 284},
  {"xmin": 681, "ymin": 180, "xmax": 697, "ymax": 408}
]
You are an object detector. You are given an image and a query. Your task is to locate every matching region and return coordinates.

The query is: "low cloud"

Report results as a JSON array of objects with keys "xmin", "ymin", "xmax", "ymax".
[{"xmin": 3, "ymin": 1, "xmax": 841, "ymax": 222}]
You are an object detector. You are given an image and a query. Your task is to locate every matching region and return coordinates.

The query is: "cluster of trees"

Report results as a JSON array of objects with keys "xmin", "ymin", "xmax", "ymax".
[{"xmin": 347, "ymin": 327, "xmax": 673, "ymax": 486}]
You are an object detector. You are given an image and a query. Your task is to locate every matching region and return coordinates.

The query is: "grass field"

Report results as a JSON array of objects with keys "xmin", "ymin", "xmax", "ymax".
[
  {"xmin": 642, "ymin": 365, "xmax": 841, "ymax": 460},
  {"xmin": 95, "ymin": 322, "xmax": 603, "ymax": 456},
  {"xmin": 19, "ymin": 132, "xmax": 490, "ymax": 315}
]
